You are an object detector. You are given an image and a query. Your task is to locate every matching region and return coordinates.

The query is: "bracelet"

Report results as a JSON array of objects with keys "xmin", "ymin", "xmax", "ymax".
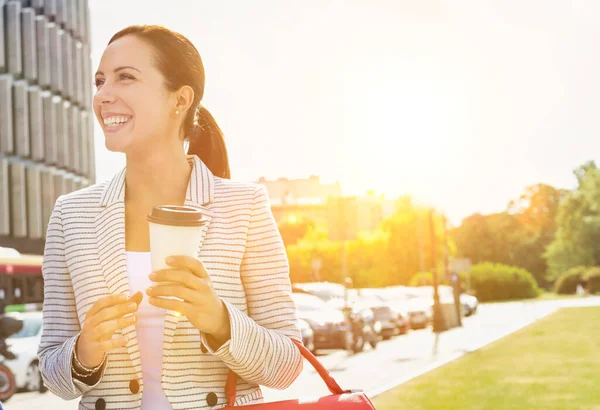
[
  {"xmin": 73, "ymin": 335, "xmax": 106, "ymax": 375},
  {"xmin": 72, "ymin": 364, "xmax": 99, "ymax": 379},
  {"xmin": 73, "ymin": 349, "xmax": 105, "ymax": 375}
]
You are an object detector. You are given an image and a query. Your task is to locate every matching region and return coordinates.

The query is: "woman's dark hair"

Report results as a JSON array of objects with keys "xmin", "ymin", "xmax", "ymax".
[{"xmin": 108, "ymin": 25, "xmax": 230, "ymax": 179}]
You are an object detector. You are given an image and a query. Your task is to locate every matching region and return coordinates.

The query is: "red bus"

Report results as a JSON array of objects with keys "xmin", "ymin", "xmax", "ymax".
[{"xmin": 0, "ymin": 250, "xmax": 44, "ymax": 312}]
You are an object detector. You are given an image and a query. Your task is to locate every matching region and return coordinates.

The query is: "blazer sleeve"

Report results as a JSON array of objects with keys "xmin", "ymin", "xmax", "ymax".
[
  {"xmin": 37, "ymin": 196, "xmax": 106, "ymax": 399},
  {"xmin": 201, "ymin": 185, "xmax": 303, "ymax": 389}
]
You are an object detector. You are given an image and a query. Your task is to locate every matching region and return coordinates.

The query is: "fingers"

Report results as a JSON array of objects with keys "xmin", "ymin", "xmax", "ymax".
[
  {"xmin": 146, "ymin": 284, "xmax": 202, "ymax": 305},
  {"xmin": 149, "ymin": 269, "xmax": 206, "ymax": 290},
  {"xmin": 165, "ymin": 255, "xmax": 209, "ymax": 279},
  {"xmin": 148, "ymin": 296, "xmax": 193, "ymax": 314},
  {"xmin": 94, "ymin": 315, "xmax": 137, "ymax": 341},
  {"xmin": 128, "ymin": 291, "xmax": 144, "ymax": 306},
  {"xmin": 96, "ymin": 336, "xmax": 128, "ymax": 351},
  {"xmin": 86, "ymin": 294, "xmax": 128, "ymax": 320},
  {"xmin": 87, "ymin": 300, "xmax": 138, "ymax": 329}
]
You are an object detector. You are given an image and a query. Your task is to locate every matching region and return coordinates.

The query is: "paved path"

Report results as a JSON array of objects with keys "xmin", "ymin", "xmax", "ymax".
[{"xmin": 7, "ymin": 296, "xmax": 600, "ymax": 409}]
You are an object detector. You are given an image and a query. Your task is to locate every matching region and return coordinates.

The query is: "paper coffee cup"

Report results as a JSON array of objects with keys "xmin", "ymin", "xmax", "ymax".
[{"xmin": 147, "ymin": 205, "xmax": 207, "ymax": 272}]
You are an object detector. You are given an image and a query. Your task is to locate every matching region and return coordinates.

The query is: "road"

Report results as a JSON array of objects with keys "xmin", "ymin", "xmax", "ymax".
[{"xmin": 7, "ymin": 296, "xmax": 600, "ymax": 409}]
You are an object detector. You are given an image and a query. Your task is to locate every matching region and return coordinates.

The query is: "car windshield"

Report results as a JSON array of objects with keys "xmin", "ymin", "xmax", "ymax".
[
  {"xmin": 7, "ymin": 315, "xmax": 42, "ymax": 339},
  {"xmin": 371, "ymin": 288, "xmax": 412, "ymax": 302},
  {"xmin": 291, "ymin": 293, "xmax": 328, "ymax": 311},
  {"xmin": 294, "ymin": 283, "xmax": 358, "ymax": 303}
]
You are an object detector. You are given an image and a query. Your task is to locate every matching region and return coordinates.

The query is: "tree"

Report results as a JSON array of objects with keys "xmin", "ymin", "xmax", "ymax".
[
  {"xmin": 347, "ymin": 230, "xmax": 394, "ymax": 288},
  {"xmin": 452, "ymin": 183, "xmax": 563, "ymax": 287},
  {"xmin": 382, "ymin": 197, "xmax": 449, "ymax": 285},
  {"xmin": 286, "ymin": 227, "xmax": 342, "ymax": 283},
  {"xmin": 284, "ymin": 195, "xmax": 451, "ymax": 288},
  {"xmin": 545, "ymin": 162, "xmax": 600, "ymax": 278},
  {"xmin": 278, "ymin": 216, "xmax": 316, "ymax": 247}
]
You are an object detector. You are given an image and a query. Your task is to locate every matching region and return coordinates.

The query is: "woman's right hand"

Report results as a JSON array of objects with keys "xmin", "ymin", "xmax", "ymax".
[{"xmin": 76, "ymin": 291, "xmax": 143, "ymax": 368}]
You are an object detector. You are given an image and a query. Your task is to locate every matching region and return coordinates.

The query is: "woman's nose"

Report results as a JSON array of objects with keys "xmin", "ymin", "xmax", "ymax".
[{"xmin": 94, "ymin": 84, "xmax": 117, "ymax": 104}]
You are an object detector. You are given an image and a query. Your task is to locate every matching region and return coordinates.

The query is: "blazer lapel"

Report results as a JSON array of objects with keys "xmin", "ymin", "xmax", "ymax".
[
  {"xmin": 161, "ymin": 156, "xmax": 214, "ymax": 371},
  {"xmin": 94, "ymin": 167, "xmax": 143, "ymax": 378}
]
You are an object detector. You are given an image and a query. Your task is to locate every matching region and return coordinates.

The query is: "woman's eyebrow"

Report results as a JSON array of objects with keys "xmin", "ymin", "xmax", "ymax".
[{"xmin": 95, "ymin": 66, "xmax": 142, "ymax": 76}]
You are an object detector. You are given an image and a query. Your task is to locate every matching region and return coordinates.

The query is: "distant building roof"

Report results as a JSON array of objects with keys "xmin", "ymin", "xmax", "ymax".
[{"xmin": 257, "ymin": 175, "xmax": 342, "ymax": 205}]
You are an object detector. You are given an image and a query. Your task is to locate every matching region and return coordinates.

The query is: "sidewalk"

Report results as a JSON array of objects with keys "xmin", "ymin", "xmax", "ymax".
[{"xmin": 262, "ymin": 296, "xmax": 600, "ymax": 402}]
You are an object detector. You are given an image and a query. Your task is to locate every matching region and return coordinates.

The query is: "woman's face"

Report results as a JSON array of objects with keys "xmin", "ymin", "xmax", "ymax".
[{"xmin": 93, "ymin": 35, "xmax": 176, "ymax": 154}]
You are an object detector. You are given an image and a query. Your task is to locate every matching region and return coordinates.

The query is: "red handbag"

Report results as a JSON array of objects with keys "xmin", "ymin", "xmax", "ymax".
[{"xmin": 224, "ymin": 339, "xmax": 376, "ymax": 408}]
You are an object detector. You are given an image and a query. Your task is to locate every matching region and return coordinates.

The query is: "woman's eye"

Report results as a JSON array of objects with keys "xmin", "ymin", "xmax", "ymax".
[
  {"xmin": 94, "ymin": 74, "xmax": 134, "ymax": 89},
  {"xmin": 119, "ymin": 73, "xmax": 135, "ymax": 81}
]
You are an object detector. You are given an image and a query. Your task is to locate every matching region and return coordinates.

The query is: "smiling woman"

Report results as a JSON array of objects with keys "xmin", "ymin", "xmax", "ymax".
[{"xmin": 37, "ymin": 25, "xmax": 303, "ymax": 410}]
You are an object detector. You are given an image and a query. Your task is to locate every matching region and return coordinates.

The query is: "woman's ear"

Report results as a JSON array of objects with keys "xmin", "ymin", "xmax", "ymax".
[{"xmin": 175, "ymin": 85, "xmax": 195, "ymax": 115}]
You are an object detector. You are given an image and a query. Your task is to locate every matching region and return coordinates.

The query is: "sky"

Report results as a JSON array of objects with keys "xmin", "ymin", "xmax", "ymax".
[{"xmin": 89, "ymin": 0, "xmax": 600, "ymax": 225}]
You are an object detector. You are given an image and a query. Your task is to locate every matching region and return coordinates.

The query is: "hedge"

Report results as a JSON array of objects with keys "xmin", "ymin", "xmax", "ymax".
[
  {"xmin": 584, "ymin": 267, "xmax": 600, "ymax": 294},
  {"xmin": 468, "ymin": 263, "xmax": 540, "ymax": 302},
  {"xmin": 554, "ymin": 266, "xmax": 589, "ymax": 294}
]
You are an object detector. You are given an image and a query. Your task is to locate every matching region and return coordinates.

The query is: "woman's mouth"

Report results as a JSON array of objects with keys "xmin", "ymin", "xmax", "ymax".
[{"xmin": 103, "ymin": 116, "xmax": 132, "ymax": 132}]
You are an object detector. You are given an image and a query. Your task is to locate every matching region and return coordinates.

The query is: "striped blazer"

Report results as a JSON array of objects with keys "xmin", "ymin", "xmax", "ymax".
[{"xmin": 38, "ymin": 155, "xmax": 303, "ymax": 410}]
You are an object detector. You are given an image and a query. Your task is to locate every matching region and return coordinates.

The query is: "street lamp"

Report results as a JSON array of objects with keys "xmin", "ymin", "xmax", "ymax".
[{"xmin": 428, "ymin": 209, "xmax": 447, "ymax": 333}]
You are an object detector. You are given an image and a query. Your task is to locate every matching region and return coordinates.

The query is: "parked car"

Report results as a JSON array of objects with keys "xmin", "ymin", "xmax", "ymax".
[
  {"xmin": 292, "ymin": 282, "xmax": 358, "ymax": 305},
  {"xmin": 354, "ymin": 294, "xmax": 401, "ymax": 340},
  {"xmin": 0, "ymin": 313, "xmax": 24, "ymax": 401},
  {"xmin": 460, "ymin": 293, "xmax": 479, "ymax": 316},
  {"xmin": 363, "ymin": 287, "xmax": 428, "ymax": 330},
  {"xmin": 297, "ymin": 318, "xmax": 315, "ymax": 353},
  {"xmin": 330, "ymin": 299, "xmax": 380, "ymax": 353},
  {"xmin": 291, "ymin": 292, "xmax": 352, "ymax": 353},
  {"xmin": 292, "ymin": 283, "xmax": 380, "ymax": 353},
  {"xmin": 419, "ymin": 285, "xmax": 478, "ymax": 318},
  {"xmin": 4, "ymin": 311, "xmax": 47, "ymax": 394}
]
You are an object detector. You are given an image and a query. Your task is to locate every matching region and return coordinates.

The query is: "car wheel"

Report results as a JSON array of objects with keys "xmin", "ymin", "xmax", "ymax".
[
  {"xmin": 306, "ymin": 338, "xmax": 316, "ymax": 355},
  {"xmin": 352, "ymin": 333, "xmax": 365, "ymax": 353},
  {"xmin": 0, "ymin": 363, "xmax": 17, "ymax": 402},
  {"xmin": 369, "ymin": 332, "xmax": 378, "ymax": 349},
  {"xmin": 26, "ymin": 361, "xmax": 47, "ymax": 393}
]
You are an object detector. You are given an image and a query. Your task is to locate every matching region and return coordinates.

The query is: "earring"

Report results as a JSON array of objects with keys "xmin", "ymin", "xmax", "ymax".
[{"xmin": 175, "ymin": 110, "xmax": 180, "ymax": 115}]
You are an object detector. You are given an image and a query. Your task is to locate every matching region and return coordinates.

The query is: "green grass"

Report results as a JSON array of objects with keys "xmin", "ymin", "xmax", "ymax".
[
  {"xmin": 372, "ymin": 306, "xmax": 600, "ymax": 410},
  {"xmin": 481, "ymin": 292, "xmax": 583, "ymax": 304}
]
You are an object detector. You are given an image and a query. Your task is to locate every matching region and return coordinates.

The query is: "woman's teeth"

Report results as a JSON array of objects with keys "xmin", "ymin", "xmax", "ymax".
[{"xmin": 104, "ymin": 116, "xmax": 131, "ymax": 127}]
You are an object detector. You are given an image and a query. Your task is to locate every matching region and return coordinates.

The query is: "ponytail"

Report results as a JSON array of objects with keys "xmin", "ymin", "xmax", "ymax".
[{"xmin": 187, "ymin": 106, "xmax": 231, "ymax": 179}]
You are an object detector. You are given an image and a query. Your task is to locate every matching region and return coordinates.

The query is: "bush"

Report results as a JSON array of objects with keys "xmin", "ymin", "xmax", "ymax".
[
  {"xmin": 469, "ymin": 263, "xmax": 541, "ymax": 302},
  {"xmin": 583, "ymin": 267, "xmax": 600, "ymax": 294},
  {"xmin": 554, "ymin": 266, "xmax": 589, "ymax": 294}
]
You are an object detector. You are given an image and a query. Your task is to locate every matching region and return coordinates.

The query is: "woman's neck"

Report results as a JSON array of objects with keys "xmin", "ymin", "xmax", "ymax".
[{"xmin": 124, "ymin": 145, "xmax": 192, "ymax": 208}]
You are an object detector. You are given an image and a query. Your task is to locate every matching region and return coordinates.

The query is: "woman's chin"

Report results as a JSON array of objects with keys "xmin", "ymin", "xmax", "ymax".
[{"xmin": 104, "ymin": 135, "xmax": 130, "ymax": 153}]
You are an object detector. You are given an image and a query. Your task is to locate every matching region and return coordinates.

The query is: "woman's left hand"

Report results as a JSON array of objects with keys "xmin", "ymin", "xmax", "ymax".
[{"xmin": 147, "ymin": 255, "xmax": 231, "ymax": 346}]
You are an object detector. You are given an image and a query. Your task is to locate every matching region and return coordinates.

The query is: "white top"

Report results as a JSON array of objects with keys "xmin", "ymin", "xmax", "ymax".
[{"xmin": 126, "ymin": 252, "xmax": 172, "ymax": 410}]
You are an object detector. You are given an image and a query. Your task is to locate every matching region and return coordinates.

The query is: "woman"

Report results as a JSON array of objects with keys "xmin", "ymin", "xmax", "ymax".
[{"xmin": 38, "ymin": 25, "xmax": 303, "ymax": 410}]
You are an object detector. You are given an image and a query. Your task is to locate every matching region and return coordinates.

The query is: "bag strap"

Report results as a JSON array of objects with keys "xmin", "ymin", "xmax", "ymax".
[{"xmin": 226, "ymin": 338, "xmax": 346, "ymax": 407}]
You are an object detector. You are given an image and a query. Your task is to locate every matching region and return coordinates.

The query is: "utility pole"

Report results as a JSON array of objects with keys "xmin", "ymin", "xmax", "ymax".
[
  {"xmin": 442, "ymin": 214, "xmax": 462, "ymax": 327},
  {"xmin": 417, "ymin": 210, "xmax": 426, "ymax": 285},
  {"xmin": 329, "ymin": 196, "xmax": 355, "ymax": 352},
  {"xmin": 429, "ymin": 209, "xmax": 446, "ymax": 332}
]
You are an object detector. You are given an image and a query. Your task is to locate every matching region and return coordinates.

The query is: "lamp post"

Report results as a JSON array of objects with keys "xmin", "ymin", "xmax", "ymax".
[
  {"xmin": 429, "ymin": 209, "xmax": 446, "ymax": 332},
  {"xmin": 442, "ymin": 214, "xmax": 462, "ymax": 327}
]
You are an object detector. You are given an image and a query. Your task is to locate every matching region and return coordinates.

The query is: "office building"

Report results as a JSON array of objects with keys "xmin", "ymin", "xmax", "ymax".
[{"xmin": 0, "ymin": 0, "xmax": 95, "ymax": 254}]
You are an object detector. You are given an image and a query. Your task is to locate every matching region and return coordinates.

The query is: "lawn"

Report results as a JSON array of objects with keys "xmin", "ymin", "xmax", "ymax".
[
  {"xmin": 372, "ymin": 306, "xmax": 600, "ymax": 410},
  {"xmin": 480, "ymin": 292, "xmax": 585, "ymax": 304}
]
